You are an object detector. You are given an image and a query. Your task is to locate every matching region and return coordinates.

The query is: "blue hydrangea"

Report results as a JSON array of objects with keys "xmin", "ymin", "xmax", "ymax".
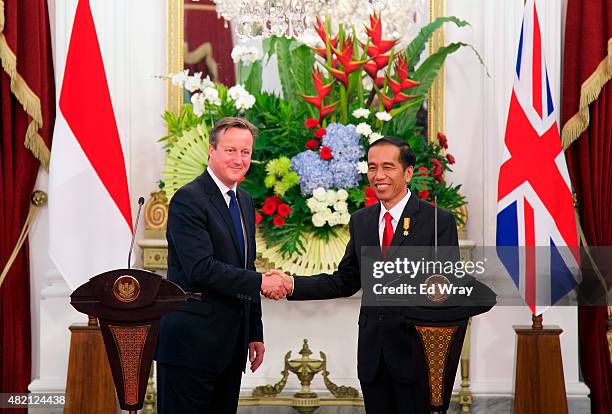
[
  {"xmin": 290, "ymin": 151, "xmax": 334, "ymax": 195},
  {"xmin": 291, "ymin": 123, "xmax": 365, "ymax": 195}
]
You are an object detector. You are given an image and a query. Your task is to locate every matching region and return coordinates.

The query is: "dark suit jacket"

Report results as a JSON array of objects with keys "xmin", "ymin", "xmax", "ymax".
[
  {"xmin": 156, "ymin": 170, "xmax": 263, "ymax": 373},
  {"xmin": 289, "ymin": 192, "xmax": 459, "ymax": 383}
]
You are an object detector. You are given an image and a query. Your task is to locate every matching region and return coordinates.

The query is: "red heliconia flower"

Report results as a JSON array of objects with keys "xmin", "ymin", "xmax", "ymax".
[
  {"xmin": 320, "ymin": 146, "xmax": 333, "ymax": 160},
  {"xmin": 393, "ymin": 92, "xmax": 417, "ymax": 104},
  {"xmin": 395, "ymin": 56, "xmax": 420, "ymax": 90},
  {"xmin": 313, "ymin": 47, "xmax": 328, "ymax": 58},
  {"xmin": 366, "ymin": 45, "xmax": 379, "ymax": 58},
  {"xmin": 305, "ymin": 118, "xmax": 319, "ymax": 128},
  {"xmin": 315, "ymin": 17, "xmax": 338, "ymax": 48},
  {"xmin": 303, "ymin": 95, "xmax": 323, "ymax": 109},
  {"xmin": 333, "ymin": 38, "xmax": 365, "ymax": 74},
  {"xmin": 374, "ymin": 54, "xmax": 390, "ymax": 69},
  {"xmin": 379, "ymin": 93, "xmax": 394, "ymax": 112},
  {"xmin": 366, "ymin": 13, "xmax": 383, "ymax": 44},
  {"xmin": 364, "ymin": 62, "xmax": 378, "ymax": 79},
  {"xmin": 277, "ymin": 203, "xmax": 292, "ymax": 217},
  {"xmin": 377, "ymin": 39, "xmax": 398, "ymax": 54},
  {"xmin": 306, "ymin": 139, "xmax": 320, "ymax": 150},
  {"xmin": 312, "ymin": 68, "xmax": 334, "ymax": 99},
  {"xmin": 329, "ymin": 67, "xmax": 348, "ymax": 87},
  {"xmin": 255, "ymin": 212, "xmax": 263, "ymax": 225},
  {"xmin": 387, "ymin": 76, "xmax": 402, "ymax": 95},
  {"xmin": 273, "ymin": 215, "xmax": 286, "ymax": 227},
  {"xmin": 313, "ymin": 127, "xmax": 326, "ymax": 139},
  {"xmin": 418, "ymin": 189, "xmax": 429, "ymax": 200},
  {"xmin": 374, "ymin": 76, "xmax": 385, "ymax": 88},
  {"xmin": 319, "ymin": 102, "xmax": 338, "ymax": 120}
]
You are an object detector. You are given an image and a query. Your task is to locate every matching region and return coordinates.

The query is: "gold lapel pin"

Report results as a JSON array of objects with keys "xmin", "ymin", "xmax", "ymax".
[{"xmin": 403, "ymin": 217, "xmax": 411, "ymax": 236}]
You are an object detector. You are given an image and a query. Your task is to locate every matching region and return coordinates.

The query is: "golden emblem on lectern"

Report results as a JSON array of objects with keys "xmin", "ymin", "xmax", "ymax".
[
  {"xmin": 424, "ymin": 274, "xmax": 451, "ymax": 303},
  {"xmin": 113, "ymin": 275, "xmax": 141, "ymax": 303}
]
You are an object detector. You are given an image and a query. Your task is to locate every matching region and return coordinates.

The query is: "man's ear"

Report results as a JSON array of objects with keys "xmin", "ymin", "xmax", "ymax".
[{"xmin": 404, "ymin": 165, "xmax": 415, "ymax": 183}]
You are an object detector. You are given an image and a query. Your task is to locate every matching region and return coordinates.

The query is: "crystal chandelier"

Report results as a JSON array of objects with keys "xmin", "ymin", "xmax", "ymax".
[{"xmin": 212, "ymin": 0, "xmax": 427, "ymax": 45}]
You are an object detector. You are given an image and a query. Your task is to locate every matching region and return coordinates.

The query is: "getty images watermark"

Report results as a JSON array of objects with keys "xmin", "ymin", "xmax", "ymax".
[{"xmin": 360, "ymin": 246, "xmax": 611, "ymax": 307}]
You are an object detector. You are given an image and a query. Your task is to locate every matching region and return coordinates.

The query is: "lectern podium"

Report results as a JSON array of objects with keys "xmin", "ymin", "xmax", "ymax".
[{"xmin": 70, "ymin": 268, "xmax": 187, "ymax": 413}]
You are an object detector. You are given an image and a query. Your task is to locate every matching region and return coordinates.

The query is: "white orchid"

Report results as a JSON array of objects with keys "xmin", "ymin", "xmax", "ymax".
[
  {"xmin": 375, "ymin": 111, "xmax": 392, "ymax": 122},
  {"xmin": 202, "ymin": 87, "xmax": 221, "ymax": 106},
  {"xmin": 356, "ymin": 123, "xmax": 373, "ymax": 137},
  {"xmin": 231, "ymin": 45, "xmax": 262, "ymax": 65},
  {"xmin": 357, "ymin": 160, "xmax": 368, "ymax": 174},
  {"xmin": 369, "ymin": 132, "xmax": 384, "ymax": 144},
  {"xmin": 235, "ymin": 93, "xmax": 255, "ymax": 110},
  {"xmin": 352, "ymin": 108, "xmax": 370, "ymax": 119},
  {"xmin": 191, "ymin": 93, "xmax": 205, "ymax": 117},
  {"xmin": 170, "ymin": 70, "xmax": 189, "ymax": 87},
  {"xmin": 184, "ymin": 72, "xmax": 203, "ymax": 93},
  {"xmin": 200, "ymin": 76, "xmax": 214, "ymax": 90}
]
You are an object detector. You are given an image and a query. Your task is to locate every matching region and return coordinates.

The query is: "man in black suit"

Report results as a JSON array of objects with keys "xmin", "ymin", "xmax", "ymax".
[
  {"xmin": 264, "ymin": 136, "xmax": 458, "ymax": 414},
  {"xmin": 156, "ymin": 117, "xmax": 288, "ymax": 414}
]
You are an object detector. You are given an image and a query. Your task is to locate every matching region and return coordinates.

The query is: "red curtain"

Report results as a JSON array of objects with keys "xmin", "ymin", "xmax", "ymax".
[
  {"xmin": 562, "ymin": 1, "xmax": 612, "ymax": 413},
  {"xmin": 0, "ymin": 0, "xmax": 55, "ymax": 405}
]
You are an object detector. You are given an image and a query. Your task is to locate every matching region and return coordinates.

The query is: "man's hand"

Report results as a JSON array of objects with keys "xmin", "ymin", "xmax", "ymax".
[
  {"xmin": 262, "ymin": 269, "xmax": 293, "ymax": 299},
  {"xmin": 261, "ymin": 271, "xmax": 289, "ymax": 300},
  {"xmin": 248, "ymin": 341, "xmax": 265, "ymax": 372}
]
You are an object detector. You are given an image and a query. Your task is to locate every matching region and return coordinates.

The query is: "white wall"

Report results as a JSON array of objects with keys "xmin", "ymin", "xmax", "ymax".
[{"xmin": 30, "ymin": 0, "xmax": 588, "ymax": 403}]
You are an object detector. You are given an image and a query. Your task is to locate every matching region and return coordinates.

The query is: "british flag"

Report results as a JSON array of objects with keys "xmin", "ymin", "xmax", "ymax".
[{"xmin": 496, "ymin": 0, "xmax": 580, "ymax": 314}]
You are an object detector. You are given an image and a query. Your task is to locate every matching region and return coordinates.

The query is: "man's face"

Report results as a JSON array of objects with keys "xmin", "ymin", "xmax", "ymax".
[
  {"xmin": 208, "ymin": 127, "xmax": 253, "ymax": 187},
  {"xmin": 367, "ymin": 144, "xmax": 414, "ymax": 207}
]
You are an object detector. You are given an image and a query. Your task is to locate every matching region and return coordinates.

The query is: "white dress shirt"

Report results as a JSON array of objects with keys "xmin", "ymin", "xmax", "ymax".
[
  {"xmin": 377, "ymin": 189, "xmax": 412, "ymax": 247},
  {"xmin": 207, "ymin": 167, "xmax": 247, "ymax": 266}
]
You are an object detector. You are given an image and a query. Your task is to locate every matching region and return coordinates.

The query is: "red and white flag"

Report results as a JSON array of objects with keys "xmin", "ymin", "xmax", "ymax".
[{"xmin": 49, "ymin": 0, "xmax": 133, "ymax": 290}]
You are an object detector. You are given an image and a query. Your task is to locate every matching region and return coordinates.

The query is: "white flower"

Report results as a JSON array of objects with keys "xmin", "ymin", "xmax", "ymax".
[
  {"xmin": 356, "ymin": 123, "xmax": 373, "ymax": 137},
  {"xmin": 231, "ymin": 45, "xmax": 247, "ymax": 63},
  {"xmin": 202, "ymin": 87, "xmax": 221, "ymax": 106},
  {"xmin": 228, "ymin": 84, "xmax": 248, "ymax": 100},
  {"xmin": 184, "ymin": 72, "xmax": 203, "ymax": 92},
  {"xmin": 313, "ymin": 187, "xmax": 327, "ymax": 202},
  {"xmin": 231, "ymin": 45, "xmax": 262, "ymax": 65},
  {"xmin": 375, "ymin": 111, "xmax": 392, "ymax": 122},
  {"xmin": 357, "ymin": 160, "xmax": 368, "ymax": 174},
  {"xmin": 306, "ymin": 198, "xmax": 318, "ymax": 212},
  {"xmin": 312, "ymin": 213, "xmax": 326, "ymax": 227},
  {"xmin": 315, "ymin": 201, "xmax": 329, "ymax": 213},
  {"xmin": 334, "ymin": 201, "xmax": 348, "ymax": 213},
  {"xmin": 327, "ymin": 212, "xmax": 341, "ymax": 227},
  {"xmin": 336, "ymin": 189, "xmax": 348, "ymax": 201},
  {"xmin": 200, "ymin": 76, "xmax": 214, "ymax": 90},
  {"xmin": 325, "ymin": 189, "xmax": 338, "ymax": 204},
  {"xmin": 235, "ymin": 93, "xmax": 255, "ymax": 110},
  {"xmin": 369, "ymin": 132, "xmax": 384, "ymax": 144},
  {"xmin": 321, "ymin": 208, "xmax": 334, "ymax": 222},
  {"xmin": 352, "ymin": 108, "xmax": 370, "ymax": 119},
  {"xmin": 191, "ymin": 93, "xmax": 205, "ymax": 117},
  {"xmin": 339, "ymin": 213, "xmax": 351, "ymax": 225},
  {"xmin": 362, "ymin": 76, "xmax": 373, "ymax": 90},
  {"xmin": 170, "ymin": 70, "xmax": 189, "ymax": 87}
]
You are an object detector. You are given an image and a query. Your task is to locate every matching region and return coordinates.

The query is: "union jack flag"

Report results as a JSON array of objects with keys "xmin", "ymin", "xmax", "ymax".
[{"xmin": 496, "ymin": 0, "xmax": 580, "ymax": 314}]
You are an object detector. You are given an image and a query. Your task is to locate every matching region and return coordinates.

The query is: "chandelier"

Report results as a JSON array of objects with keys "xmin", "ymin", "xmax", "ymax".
[{"xmin": 212, "ymin": 0, "xmax": 427, "ymax": 45}]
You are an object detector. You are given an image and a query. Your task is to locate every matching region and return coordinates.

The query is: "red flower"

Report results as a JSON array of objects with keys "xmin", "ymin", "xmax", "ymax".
[
  {"xmin": 319, "ymin": 102, "xmax": 338, "ymax": 120},
  {"xmin": 365, "ymin": 197, "xmax": 378, "ymax": 206},
  {"xmin": 437, "ymin": 132, "xmax": 448, "ymax": 149},
  {"xmin": 273, "ymin": 215, "xmax": 286, "ymax": 227},
  {"xmin": 313, "ymin": 127, "xmax": 327, "ymax": 139},
  {"xmin": 333, "ymin": 38, "xmax": 365, "ymax": 74},
  {"xmin": 329, "ymin": 67, "xmax": 349, "ymax": 88},
  {"xmin": 432, "ymin": 158, "xmax": 444, "ymax": 182},
  {"xmin": 302, "ymin": 68, "xmax": 334, "ymax": 110},
  {"xmin": 267, "ymin": 195, "xmax": 282, "ymax": 206},
  {"xmin": 418, "ymin": 166, "xmax": 428, "ymax": 172},
  {"xmin": 364, "ymin": 187, "xmax": 376, "ymax": 198},
  {"xmin": 261, "ymin": 202, "xmax": 276, "ymax": 215},
  {"xmin": 418, "ymin": 166, "xmax": 429, "ymax": 177},
  {"xmin": 446, "ymin": 153, "xmax": 456, "ymax": 164},
  {"xmin": 314, "ymin": 16, "xmax": 338, "ymax": 48},
  {"xmin": 306, "ymin": 139, "xmax": 320, "ymax": 150},
  {"xmin": 320, "ymin": 146, "xmax": 333, "ymax": 160},
  {"xmin": 418, "ymin": 189, "xmax": 429, "ymax": 200},
  {"xmin": 255, "ymin": 212, "xmax": 263, "ymax": 225},
  {"xmin": 305, "ymin": 118, "xmax": 319, "ymax": 128},
  {"xmin": 395, "ymin": 56, "xmax": 420, "ymax": 90},
  {"xmin": 364, "ymin": 62, "xmax": 378, "ymax": 79},
  {"xmin": 277, "ymin": 203, "xmax": 292, "ymax": 217}
]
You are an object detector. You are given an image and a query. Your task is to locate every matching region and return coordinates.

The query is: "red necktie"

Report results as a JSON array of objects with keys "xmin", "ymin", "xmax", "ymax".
[{"xmin": 382, "ymin": 212, "xmax": 394, "ymax": 256}]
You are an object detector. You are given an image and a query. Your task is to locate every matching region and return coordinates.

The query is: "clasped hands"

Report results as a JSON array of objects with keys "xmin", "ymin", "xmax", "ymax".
[{"xmin": 260, "ymin": 269, "xmax": 293, "ymax": 300}]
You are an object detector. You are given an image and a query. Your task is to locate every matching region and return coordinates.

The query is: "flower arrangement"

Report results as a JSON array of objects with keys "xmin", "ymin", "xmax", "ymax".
[{"xmin": 161, "ymin": 14, "xmax": 472, "ymax": 274}]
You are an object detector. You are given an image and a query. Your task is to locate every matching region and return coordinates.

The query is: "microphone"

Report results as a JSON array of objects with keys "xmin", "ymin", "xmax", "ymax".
[
  {"xmin": 434, "ymin": 192, "xmax": 439, "ymax": 260},
  {"xmin": 127, "ymin": 197, "xmax": 145, "ymax": 269}
]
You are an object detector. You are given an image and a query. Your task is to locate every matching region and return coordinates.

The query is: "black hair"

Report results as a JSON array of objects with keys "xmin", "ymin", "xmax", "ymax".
[{"xmin": 367, "ymin": 136, "xmax": 416, "ymax": 169}]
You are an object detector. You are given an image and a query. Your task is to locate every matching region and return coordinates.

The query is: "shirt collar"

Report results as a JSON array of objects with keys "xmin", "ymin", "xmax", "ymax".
[
  {"xmin": 379, "ymin": 189, "xmax": 412, "ymax": 224},
  {"xmin": 207, "ymin": 166, "xmax": 237, "ymax": 196}
]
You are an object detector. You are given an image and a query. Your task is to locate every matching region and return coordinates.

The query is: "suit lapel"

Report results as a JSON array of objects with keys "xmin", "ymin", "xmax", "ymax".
[
  {"xmin": 237, "ymin": 189, "xmax": 253, "ymax": 263},
  {"xmin": 197, "ymin": 170, "xmax": 243, "ymax": 261},
  {"xmin": 387, "ymin": 192, "xmax": 420, "ymax": 257}
]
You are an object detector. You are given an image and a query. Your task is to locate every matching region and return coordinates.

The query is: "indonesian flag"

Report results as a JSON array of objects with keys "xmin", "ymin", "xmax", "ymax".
[{"xmin": 49, "ymin": 0, "xmax": 133, "ymax": 290}]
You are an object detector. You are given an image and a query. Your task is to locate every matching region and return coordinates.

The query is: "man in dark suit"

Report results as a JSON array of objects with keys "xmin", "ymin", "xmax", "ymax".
[
  {"xmin": 264, "ymin": 136, "xmax": 458, "ymax": 414},
  {"xmin": 156, "ymin": 117, "xmax": 288, "ymax": 414}
]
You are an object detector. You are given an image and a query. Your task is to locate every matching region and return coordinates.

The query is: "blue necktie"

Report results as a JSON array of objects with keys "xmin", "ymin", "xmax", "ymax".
[{"xmin": 227, "ymin": 190, "xmax": 245, "ymax": 262}]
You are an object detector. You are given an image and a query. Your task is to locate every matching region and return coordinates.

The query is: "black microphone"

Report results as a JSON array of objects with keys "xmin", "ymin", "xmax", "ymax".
[{"xmin": 127, "ymin": 197, "xmax": 145, "ymax": 269}]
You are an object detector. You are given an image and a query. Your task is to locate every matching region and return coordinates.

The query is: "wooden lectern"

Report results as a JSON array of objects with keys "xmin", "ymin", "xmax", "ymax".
[{"xmin": 68, "ymin": 268, "xmax": 187, "ymax": 413}]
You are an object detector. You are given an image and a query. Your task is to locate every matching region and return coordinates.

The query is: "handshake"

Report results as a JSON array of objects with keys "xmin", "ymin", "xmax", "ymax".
[{"xmin": 260, "ymin": 269, "xmax": 293, "ymax": 300}]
